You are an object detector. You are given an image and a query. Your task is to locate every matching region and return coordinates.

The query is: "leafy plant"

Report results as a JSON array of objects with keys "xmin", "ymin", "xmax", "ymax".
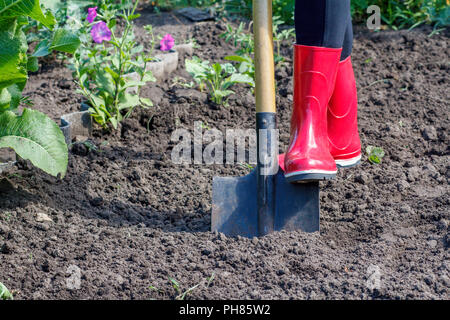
[
  {"xmin": 220, "ymin": 22, "xmax": 254, "ymax": 56},
  {"xmin": 0, "ymin": 282, "xmax": 13, "ymax": 300},
  {"xmin": 186, "ymin": 57, "xmax": 254, "ymax": 105},
  {"xmin": 0, "ymin": 0, "xmax": 80, "ymax": 178},
  {"xmin": 366, "ymin": 145, "xmax": 385, "ymax": 164},
  {"xmin": 71, "ymin": 0, "xmax": 156, "ymax": 129},
  {"xmin": 272, "ymin": 15, "xmax": 295, "ymax": 64},
  {"xmin": 224, "ymin": 54, "xmax": 255, "ymax": 90}
]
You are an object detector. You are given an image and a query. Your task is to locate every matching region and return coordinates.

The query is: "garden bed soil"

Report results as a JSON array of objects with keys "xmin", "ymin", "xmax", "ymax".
[{"xmin": 0, "ymin": 11, "xmax": 449, "ymax": 299}]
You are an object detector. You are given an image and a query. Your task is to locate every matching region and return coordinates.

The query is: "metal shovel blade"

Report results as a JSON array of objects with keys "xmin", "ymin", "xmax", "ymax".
[{"xmin": 211, "ymin": 168, "xmax": 319, "ymax": 238}]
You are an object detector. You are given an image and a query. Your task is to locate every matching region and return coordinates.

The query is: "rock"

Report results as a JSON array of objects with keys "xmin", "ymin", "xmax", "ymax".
[
  {"xmin": 427, "ymin": 240, "xmax": 437, "ymax": 248},
  {"xmin": 36, "ymin": 212, "xmax": 53, "ymax": 223},
  {"xmin": 422, "ymin": 126, "xmax": 437, "ymax": 140}
]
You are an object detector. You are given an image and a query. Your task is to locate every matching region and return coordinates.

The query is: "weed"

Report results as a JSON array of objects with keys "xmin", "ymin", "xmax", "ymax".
[
  {"xmin": 366, "ymin": 145, "xmax": 385, "ymax": 164},
  {"xmin": 164, "ymin": 274, "xmax": 215, "ymax": 300},
  {"xmin": 272, "ymin": 16, "xmax": 295, "ymax": 63},
  {"xmin": 185, "ymin": 57, "xmax": 254, "ymax": 105},
  {"xmin": 0, "ymin": 282, "xmax": 13, "ymax": 300},
  {"xmin": 220, "ymin": 22, "xmax": 254, "ymax": 56}
]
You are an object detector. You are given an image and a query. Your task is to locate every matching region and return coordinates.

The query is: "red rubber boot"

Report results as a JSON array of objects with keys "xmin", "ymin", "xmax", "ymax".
[
  {"xmin": 327, "ymin": 56, "xmax": 362, "ymax": 167},
  {"xmin": 284, "ymin": 45, "xmax": 342, "ymax": 183}
]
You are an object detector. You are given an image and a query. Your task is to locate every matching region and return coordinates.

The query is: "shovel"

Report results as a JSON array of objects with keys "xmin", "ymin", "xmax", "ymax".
[{"xmin": 211, "ymin": 0, "xmax": 320, "ymax": 238}]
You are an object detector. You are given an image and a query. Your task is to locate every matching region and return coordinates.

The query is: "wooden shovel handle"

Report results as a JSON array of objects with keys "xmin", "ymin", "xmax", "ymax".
[{"xmin": 253, "ymin": 0, "xmax": 276, "ymax": 114}]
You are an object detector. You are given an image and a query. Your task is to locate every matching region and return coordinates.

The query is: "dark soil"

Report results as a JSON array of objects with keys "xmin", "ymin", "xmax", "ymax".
[{"xmin": 0, "ymin": 11, "xmax": 449, "ymax": 300}]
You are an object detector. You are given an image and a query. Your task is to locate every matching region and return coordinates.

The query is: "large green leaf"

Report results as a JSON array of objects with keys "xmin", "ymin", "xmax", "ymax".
[
  {"xmin": 0, "ymin": 0, "xmax": 56, "ymax": 29},
  {"xmin": 49, "ymin": 28, "xmax": 81, "ymax": 54},
  {"xmin": 0, "ymin": 20, "xmax": 27, "ymax": 91},
  {"xmin": 228, "ymin": 73, "xmax": 254, "ymax": 86},
  {"xmin": 0, "ymin": 108, "xmax": 68, "ymax": 178}
]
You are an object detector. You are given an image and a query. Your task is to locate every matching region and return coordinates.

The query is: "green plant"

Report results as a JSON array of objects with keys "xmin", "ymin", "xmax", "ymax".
[
  {"xmin": 186, "ymin": 56, "xmax": 254, "ymax": 105},
  {"xmin": 166, "ymin": 274, "xmax": 214, "ymax": 300},
  {"xmin": 72, "ymin": 0, "xmax": 156, "ymax": 129},
  {"xmin": 0, "ymin": 282, "xmax": 13, "ymax": 300},
  {"xmin": 224, "ymin": 54, "xmax": 255, "ymax": 90},
  {"xmin": 272, "ymin": 15, "xmax": 295, "ymax": 64},
  {"xmin": 0, "ymin": 0, "xmax": 81, "ymax": 178},
  {"xmin": 220, "ymin": 22, "xmax": 254, "ymax": 56},
  {"xmin": 366, "ymin": 145, "xmax": 385, "ymax": 164}
]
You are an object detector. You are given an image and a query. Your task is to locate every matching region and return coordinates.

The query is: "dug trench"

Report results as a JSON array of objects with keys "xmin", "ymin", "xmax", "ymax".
[{"xmin": 0, "ymin": 12, "xmax": 449, "ymax": 299}]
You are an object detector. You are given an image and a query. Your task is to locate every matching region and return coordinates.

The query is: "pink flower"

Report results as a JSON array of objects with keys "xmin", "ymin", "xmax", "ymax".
[
  {"xmin": 160, "ymin": 34, "xmax": 175, "ymax": 51},
  {"xmin": 91, "ymin": 21, "xmax": 111, "ymax": 44},
  {"xmin": 87, "ymin": 7, "xmax": 97, "ymax": 23}
]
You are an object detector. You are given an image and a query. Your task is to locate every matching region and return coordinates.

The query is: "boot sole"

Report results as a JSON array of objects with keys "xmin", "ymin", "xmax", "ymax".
[
  {"xmin": 335, "ymin": 155, "xmax": 362, "ymax": 168},
  {"xmin": 285, "ymin": 170, "xmax": 337, "ymax": 183}
]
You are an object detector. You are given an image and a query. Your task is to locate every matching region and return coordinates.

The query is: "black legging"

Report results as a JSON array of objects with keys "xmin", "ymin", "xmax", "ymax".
[{"xmin": 295, "ymin": 0, "xmax": 353, "ymax": 60}]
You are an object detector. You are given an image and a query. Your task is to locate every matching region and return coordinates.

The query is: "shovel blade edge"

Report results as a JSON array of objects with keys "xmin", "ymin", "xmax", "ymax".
[{"xmin": 212, "ymin": 168, "xmax": 320, "ymax": 238}]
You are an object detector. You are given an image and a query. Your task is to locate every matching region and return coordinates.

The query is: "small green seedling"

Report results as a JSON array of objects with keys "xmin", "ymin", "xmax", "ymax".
[
  {"xmin": 272, "ymin": 16, "xmax": 295, "ymax": 64},
  {"xmin": 165, "ymin": 274, "xmax": 215, "ymax": 300},
  {"xmin": 366, "ymin": 145, "xmax": 385, "ymax": 164},
  {"xmin": 169, "ymin": 277, "xmax": 180, "ymax": 294},
  {"xmin": 220, "ymin": 22, "xmax": 254, "ymax": 55},
  {"xmin": 0, "ymin": 282, "xmax": 13, "ymax": 300},
  {"xmin": 185, "ymin": 57, "xmax": 254, "ymax": 105},
  {"xmin": 206, "ymin": 272, "xmax": 215, "ymax": 288}
]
